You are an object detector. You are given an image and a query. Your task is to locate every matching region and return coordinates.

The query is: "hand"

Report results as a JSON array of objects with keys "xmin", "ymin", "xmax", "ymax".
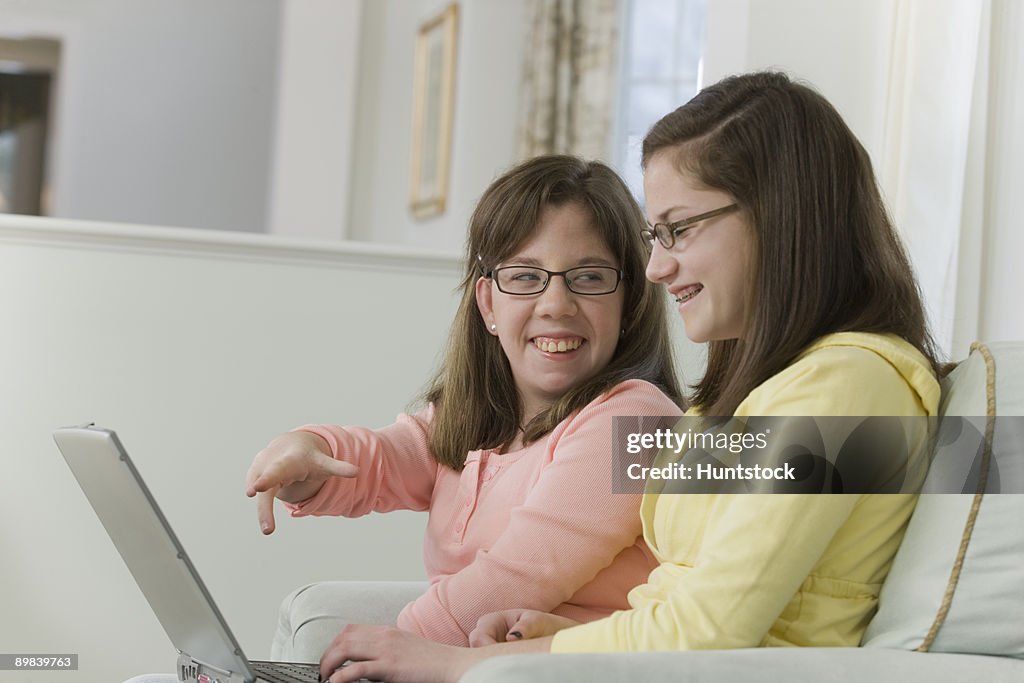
[
  {"xmin": 245, "ymin": 431, "xmax": 358, "ymax": 535},
  {"xmin": 469, "ymin": 609, "xmax": 580, "ymax": 646},
  {"xmin": 320, "ymin": 625, "xmax": 480, "ymax": 683}
]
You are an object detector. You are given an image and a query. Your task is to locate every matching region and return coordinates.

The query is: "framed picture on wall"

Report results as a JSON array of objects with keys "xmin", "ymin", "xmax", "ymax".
[{"xmin": 409, "ymin": 2, "xmax": 459, "ymax": 220}]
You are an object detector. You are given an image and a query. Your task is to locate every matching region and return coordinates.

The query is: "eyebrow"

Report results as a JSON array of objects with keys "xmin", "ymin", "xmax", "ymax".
[
  {"xmin": 504, "ymin": 256, "xmax": 618, "ymax": 268},
  {"xmin": 649, "ymin": 204, "xmax": 695, "ymax": 224}
]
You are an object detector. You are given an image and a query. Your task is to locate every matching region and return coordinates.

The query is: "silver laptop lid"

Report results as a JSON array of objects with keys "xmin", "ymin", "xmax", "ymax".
[{"xmin": 53, "ymin": 425, "xmax": 256, "ymax": 680}]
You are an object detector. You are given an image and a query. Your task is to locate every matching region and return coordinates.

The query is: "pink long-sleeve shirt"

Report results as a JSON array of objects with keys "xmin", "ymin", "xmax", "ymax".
[{"xmin": 284, "ymin": 379, "xmax": 681, "ymax": 646}]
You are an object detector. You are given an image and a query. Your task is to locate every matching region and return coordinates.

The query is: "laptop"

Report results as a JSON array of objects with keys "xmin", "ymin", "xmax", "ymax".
[{"xmin": 53, "ymin": 424, "xmax": 322, "ymax": 683}]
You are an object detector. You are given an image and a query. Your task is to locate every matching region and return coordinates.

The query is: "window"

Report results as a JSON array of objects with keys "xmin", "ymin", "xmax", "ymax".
[{"xmin": 614, "ymin": 0, "xmax": 707, "ymax": 206}]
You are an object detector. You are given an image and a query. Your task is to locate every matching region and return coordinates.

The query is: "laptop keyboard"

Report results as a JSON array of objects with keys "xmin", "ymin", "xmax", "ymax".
[{"xmin": 250, "ymin": 660, "xmax": 320, "ymax": 683}]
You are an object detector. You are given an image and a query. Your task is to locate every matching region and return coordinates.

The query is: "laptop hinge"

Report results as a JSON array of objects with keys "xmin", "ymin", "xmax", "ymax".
[{"xmin": 177, "ymin": 652, "xmax": 250, "ymax": 683}]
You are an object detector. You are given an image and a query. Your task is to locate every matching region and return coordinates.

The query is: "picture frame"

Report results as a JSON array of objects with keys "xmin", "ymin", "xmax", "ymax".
[{"xmin": 409, "ymin": 2, "xmax": 459, "ymax": 220}]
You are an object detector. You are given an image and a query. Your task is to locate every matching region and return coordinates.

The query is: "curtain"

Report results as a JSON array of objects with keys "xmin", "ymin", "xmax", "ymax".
[
  {"xmin": 517, "ymin": 0, "xmax": 621, "ymax": 161},
  {"xmin": 881, "ymin": 0, "xmax": 1024, "ymax": 356}
]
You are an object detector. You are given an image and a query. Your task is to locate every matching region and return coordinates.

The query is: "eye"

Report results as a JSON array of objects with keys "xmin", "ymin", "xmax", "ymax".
[
  {"xmin": 670, "ymin": 225, "xmax": 693, "ymax": 240},
  {"xmin": 572, "ymin": 270, "xmax": 608, "ymax": 283},
  {"xmin": 509, "ymin": 270, "xmax": 542, "ymax": 281}
]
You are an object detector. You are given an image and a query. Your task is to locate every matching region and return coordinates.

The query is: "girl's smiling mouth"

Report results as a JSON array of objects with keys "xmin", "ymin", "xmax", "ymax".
[
  {"xmin": 674, "ymin": 284, "xmax": 704, "ymax": 303},
  {"xmin": 532, "ymin": 336, "xmax": 585, "ymax": 353}
]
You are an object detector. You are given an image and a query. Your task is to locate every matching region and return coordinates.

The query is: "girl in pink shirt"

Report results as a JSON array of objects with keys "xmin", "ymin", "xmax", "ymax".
[{"xmin": 245, "ymin": 155, "xmax": 684, "ymax": 652}]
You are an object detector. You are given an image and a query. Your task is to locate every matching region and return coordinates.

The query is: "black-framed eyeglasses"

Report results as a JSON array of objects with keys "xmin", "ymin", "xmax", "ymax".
[
  {"xmin": 483, "ymin": 264, "xmax": 623, "ymax": 296},
  {"xmin": 642, "ymin": 203, "xmax": 739, "ymax": 250}
]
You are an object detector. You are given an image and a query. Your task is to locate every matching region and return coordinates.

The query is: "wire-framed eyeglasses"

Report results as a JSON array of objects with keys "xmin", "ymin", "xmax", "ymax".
[
  {"xmin": 642, "ymin": 203, "xmax": 739, "ymax": 250},
  {"xmin": 483, "ymin": 264, "xmax": 623, "ymax": 296}
]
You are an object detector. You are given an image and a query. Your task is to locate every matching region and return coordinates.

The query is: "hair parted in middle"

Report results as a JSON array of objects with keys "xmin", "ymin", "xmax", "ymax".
[
  {"xmin": 641, "ymin": 70, "xmax": 940, "ymax": 416},
  {"xmin": 423, "ymin": 154, "xmax": 684, "ymax": 470}
]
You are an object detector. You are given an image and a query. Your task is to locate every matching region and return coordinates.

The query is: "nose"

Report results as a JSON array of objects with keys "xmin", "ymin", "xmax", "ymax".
[
  {"xmin": 645, "ymin": 242, "xmax": 678, "ymax": 284},
  {"xmin": 535, "ymin": 274, "xmax": 578, "ymax": 318}
]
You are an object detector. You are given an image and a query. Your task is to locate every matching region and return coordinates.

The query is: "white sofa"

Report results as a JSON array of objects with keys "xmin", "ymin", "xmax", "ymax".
[{"xmin": 276, "ymin": 341, "xmax": 1024, "ymax": 682}]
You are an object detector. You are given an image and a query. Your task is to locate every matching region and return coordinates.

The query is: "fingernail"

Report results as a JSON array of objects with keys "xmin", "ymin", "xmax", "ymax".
[{"xmin": 507, "ymin": 630, "xmax": 523, "ymax": 640}]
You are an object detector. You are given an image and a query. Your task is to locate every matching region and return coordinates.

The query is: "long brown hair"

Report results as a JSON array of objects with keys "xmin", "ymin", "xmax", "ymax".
[
  {"xmin": 642, "ymin": 71, "xmax": 940, "ymax": 416},
  {"xmin": 424, "ymin": 155, "xmax": 684, "ymax": 469}
]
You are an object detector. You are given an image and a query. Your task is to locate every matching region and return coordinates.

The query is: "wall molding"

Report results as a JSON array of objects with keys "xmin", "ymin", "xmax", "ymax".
[{"xmin": 0, "ymin": 214, "xmax": 463, "ymax": 275}]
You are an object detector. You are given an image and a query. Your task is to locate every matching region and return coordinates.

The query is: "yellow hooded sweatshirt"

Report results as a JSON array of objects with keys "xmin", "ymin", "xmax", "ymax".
[{"xmin": 552, "ymin": 332, "xmax": 940, "ymax": 652}]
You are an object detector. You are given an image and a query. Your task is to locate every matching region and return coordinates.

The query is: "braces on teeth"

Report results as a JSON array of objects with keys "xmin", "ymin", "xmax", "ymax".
[{"xmin": 676, "ymin": 286, "xmax": 703, "ymax": 303}]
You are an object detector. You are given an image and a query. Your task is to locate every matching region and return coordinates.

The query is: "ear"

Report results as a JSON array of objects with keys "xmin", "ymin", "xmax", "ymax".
[{"xmin": 475, "ymin": 277, "xmax": 498, "ymax": 335}]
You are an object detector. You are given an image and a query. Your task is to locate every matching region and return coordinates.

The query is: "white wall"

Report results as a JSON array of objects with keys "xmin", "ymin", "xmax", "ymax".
[
  {"xmin": 267, "ymin": 0, "xmax": 362, "ymax": 241},
  {"xmin": 0, "ymin": 214, "xmax": 461, "ymax": 681},
  {"xmin": 347, "ymin": 0, "xmax": 527, "ymax": 250},
  {"xmin": 0, "ymin": 0, "xmax": 282, "ymax": 233},
  {"xmin": 704, "ymin": 0, "xmax": 895, "ymax": 164}
]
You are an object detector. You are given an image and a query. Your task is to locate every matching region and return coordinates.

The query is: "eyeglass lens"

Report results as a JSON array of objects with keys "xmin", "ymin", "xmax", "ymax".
[
  {"xmin": 495, "ymin": 266, "xmax": 619, "ymax": 295},
  {"xmin": 641, "ymin": 229, "xmax": 668, "ymax": 250}
]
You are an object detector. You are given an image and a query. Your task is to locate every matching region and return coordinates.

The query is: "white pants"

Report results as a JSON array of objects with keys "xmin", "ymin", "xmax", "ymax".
[
  {"xmin": 125, "ymin": 580, "xmax": 427, "ymax": 682},
  {"xmin": 270, "ymin": 581, "xmax": 428, "ymax": 662}
]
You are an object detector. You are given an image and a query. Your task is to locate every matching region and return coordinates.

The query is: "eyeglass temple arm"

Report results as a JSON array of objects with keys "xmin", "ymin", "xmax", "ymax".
[{"xmin": 476, "ymin": 254, "xmax": 491, "ymax": 277}]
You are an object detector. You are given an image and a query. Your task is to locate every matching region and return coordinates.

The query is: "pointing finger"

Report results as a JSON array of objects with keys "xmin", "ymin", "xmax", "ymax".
[{"xmin": 256, "ymin": 487, "xmax": 279, "ymax": 535}]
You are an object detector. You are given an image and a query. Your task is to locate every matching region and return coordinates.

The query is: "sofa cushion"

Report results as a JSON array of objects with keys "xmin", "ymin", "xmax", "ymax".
[
  {"xmin": 862, "ymin": 342, "xmax": 1024, "ymax": 658},
  {"xmin": 462, "ymin": 648, "xmax": 1024, "ymax": 683}
]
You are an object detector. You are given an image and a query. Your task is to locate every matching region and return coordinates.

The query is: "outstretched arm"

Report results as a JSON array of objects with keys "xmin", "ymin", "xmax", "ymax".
[
  {"xmin": 245, "ymin": 430, "xmax": 359, "ymax": 534},
  {"xmin": 283, "ymin": 409, "xmax": 440, "ymax": 519}
]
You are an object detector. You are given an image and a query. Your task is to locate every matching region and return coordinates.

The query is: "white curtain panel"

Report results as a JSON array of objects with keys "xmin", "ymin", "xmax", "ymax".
[
  {"xmin": 881, "ymin": 0, "xmax": 1024, "ymax": 357},
  {"xmin": 517, "ymin": 0, "xmax": 621, "ymax": 161},
  {"xmin": 975, "ymin": 1, "xmax": 1024, "ymax": 348}
]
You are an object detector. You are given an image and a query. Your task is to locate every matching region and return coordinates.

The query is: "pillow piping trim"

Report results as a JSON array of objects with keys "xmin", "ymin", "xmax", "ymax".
[{"xmin": 915, "ymin": 341, "xmax": 996, "ymax": 652}]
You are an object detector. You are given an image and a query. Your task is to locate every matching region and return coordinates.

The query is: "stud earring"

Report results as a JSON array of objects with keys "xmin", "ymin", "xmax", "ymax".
[{"xmin": 490, "ymin": 323, "xmax": 497, "ymax": 332}]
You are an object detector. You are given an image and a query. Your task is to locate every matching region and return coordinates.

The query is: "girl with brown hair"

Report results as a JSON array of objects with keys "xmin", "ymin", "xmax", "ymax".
[{"xmin": 245, "ymin": 155, "xmax": 683, "ymax": 657}]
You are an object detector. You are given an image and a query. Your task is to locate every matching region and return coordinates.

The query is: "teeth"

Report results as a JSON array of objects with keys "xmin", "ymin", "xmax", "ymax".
[
  {"xmin": 535, "ymin": 338, "xmax": 582, "ymax": 353},
  {"xmin": 676, "ymin": 285, "xmax": 703, "ymax": 303}
]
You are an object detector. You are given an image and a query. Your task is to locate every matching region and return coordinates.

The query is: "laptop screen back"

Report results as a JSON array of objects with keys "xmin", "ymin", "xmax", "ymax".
[{"xmin": 53, "ymin": 426, "xmax": 254, "ymax": 679}]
